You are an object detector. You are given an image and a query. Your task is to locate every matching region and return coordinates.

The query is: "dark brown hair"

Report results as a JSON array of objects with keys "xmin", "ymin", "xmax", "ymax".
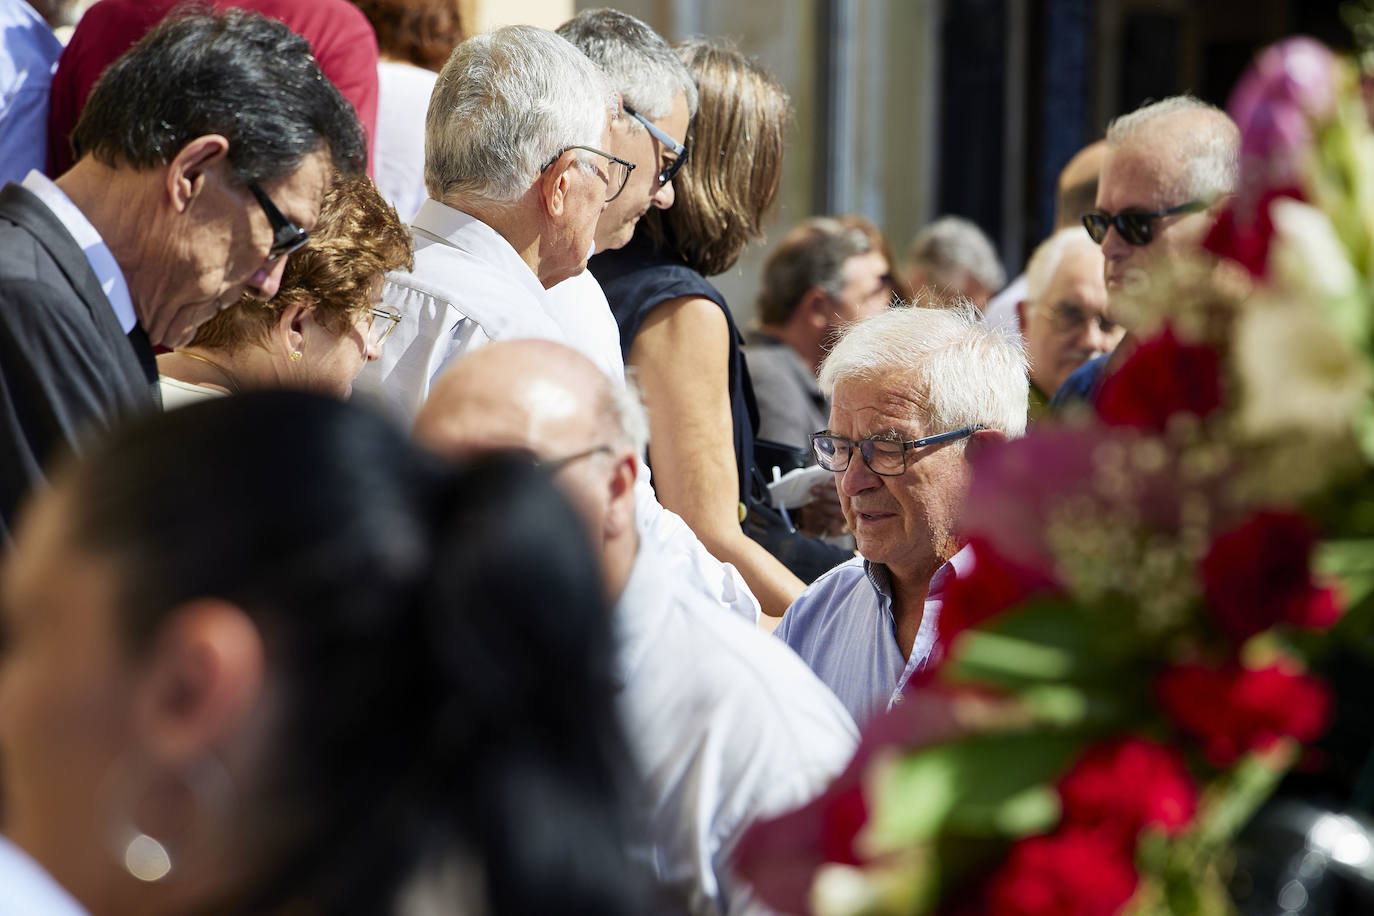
[
  {"xmin": 644, "ymin": 38, "xmax": 791, "ymax": 277},
  {"xmin": 190, "ymin": 174, "xmax": 413, "ymax": 350}
]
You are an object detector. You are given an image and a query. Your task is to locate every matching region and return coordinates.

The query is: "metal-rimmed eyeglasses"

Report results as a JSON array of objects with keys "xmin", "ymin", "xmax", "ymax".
[
  {"xmin": 247, "ymin": 180, "xmax": 309, "ymax": 262},
  {"xmin": 532, "ymin": 443, "xmax": 614, "ymax": 473},
  {"xmin": 622, "ymin": 103, "xmax": 689, "ymax": 188},
  {"xmin": 541, "ymin": 146, "xmax": 635, "ymax": 202},
  {"xmin": 810, "ymin": 425, "xmax": 984, "ymax": 476},
  {"xmin": 366, "ymin": 305, "xmax": 402, "ymax": 347},
  {"xmin": 1082, "ymin": 200, "xmax": 1208, "ymax": 247}
]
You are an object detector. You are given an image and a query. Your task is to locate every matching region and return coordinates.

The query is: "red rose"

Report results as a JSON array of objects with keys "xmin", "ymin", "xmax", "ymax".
[
  {"xmin": 983, "ymin": 830, "xmax": 1138, "ymax": 916},
  {"xmin": 820, "ymin": 781, "xmax": 868, "ymax": 866},
  {"xmin": 1155, "ymin": 662, "xmax": 1333, "ymax": 767},
  {"xmin": 1097, "ymin": 327, "xmax": 1224, "ymax": 432},
  {"xmin": 1057, "ymin": 737, "xmax": 1197, "ymax": 847},
  {"xmin": 938, "ymin": 537, "xmax": 1060, "ymax": 646},
  {"xmin": 1201, "ymin": 510, "xmax": 1340, "ymax": 642},
  {"xmin": 1201, "ymin": 187, "xmax": 1304, "ymax": 278}
]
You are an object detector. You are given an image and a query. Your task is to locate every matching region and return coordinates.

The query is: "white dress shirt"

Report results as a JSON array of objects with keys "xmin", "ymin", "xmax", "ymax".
[
  {"xmin": 0, "ymin": 836, "xmax": 91, "ymax": 916},
  {"xmin": 615, "ymin": 535, "xmax": 859, "ymax": 915},
  {"xmin": 372, "ymin": 61, "xmax": 437, "ymax": 224}
]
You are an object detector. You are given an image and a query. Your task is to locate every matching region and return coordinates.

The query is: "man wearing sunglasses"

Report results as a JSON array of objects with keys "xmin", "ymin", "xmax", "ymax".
[
  {"xmin": 1053, "ymin": 95, "xmax": 1238, "ymax": 409},
  {"xmin": 0, "ymin": 10, "xmax": 363, "ymax": 544},
  {"xmin": 776, "ymin": 306, "xmax": 1027, "ymax": 726}
]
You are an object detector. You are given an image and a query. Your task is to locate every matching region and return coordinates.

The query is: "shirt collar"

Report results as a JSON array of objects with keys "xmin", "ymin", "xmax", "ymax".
[
  {"xmin": 21, "ymin": 170, "xmax": 137, "ymax": 334},
  {"xmin": 410, "ymin": 198, "xmax": 547, "ymax": 302},
  {"xmin": 0, "ymin": 836, "xmax": 92, "ymax": 916}
]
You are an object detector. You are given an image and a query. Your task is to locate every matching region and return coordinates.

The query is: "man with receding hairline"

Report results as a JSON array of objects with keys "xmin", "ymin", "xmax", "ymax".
[{"xmin": 414, "ymin": 338, "xmax": 857, "ymax": 916}]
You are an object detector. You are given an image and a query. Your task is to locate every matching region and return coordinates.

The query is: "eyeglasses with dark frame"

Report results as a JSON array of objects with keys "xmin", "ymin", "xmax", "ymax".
[
  {"xmin": 621, "ymin": 103, "xmax": 689, "ymax": 188},
  {"xmin": 247, "ymin": 180, "xmax": 310, "ymax": 262},
  {"xmin": 1081, "ymin": 200, "xmax": 1208, "ymax": 247},
  {"xmin": 541, "ymin": 146, "xmax": 635, "ymax": 203},
  {"xmin": 810, "ymin": 425, "xmax": 984, "ymax": 477}
]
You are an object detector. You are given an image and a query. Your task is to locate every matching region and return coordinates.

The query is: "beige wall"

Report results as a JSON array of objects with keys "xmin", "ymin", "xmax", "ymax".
[{"xmin": 459, "ymin": 0, "xmax": 575, "ymax": 33}]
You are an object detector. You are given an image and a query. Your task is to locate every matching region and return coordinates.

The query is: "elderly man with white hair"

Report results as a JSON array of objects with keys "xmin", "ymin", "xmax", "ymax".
[
  {"xmin": 415, "ymin": 338, "xmax": 858, "ymax": 916},
  {"xmin": 1054, "ymin": 95, "xmax": 1238, "ymax": 408},
  {"xmin": 776, "ymin": 306, "xmax": 1028, "ymax": 725},
  {"xmin": 1016, "ymin": 227, "xmax": 1120, "ymax": 417},
  {"xmin": 354, "ymin": 25, "xmax": 623, "ymax": 418}
]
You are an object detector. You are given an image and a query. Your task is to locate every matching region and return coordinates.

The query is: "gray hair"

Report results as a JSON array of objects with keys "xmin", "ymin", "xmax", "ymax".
[
  {"xmin": 556, "ymin": 8, "xmax": 698, "ymax": 122},
  {"xmin": 1106, "ymin": 95, "xmax": 1239, "ymax": 202},
  {"xmin": 602, "ymin": 374, "xmax": 650, "ymax": 456},
  {"xmin": 425, "ymin": 25, "xmax": 612, "ymax": 205},
  {"xmin": 819, "ymin": 303, "xmax": 1028, "ymax": 438},
  {"xmin": 757, "ymin": 217, "xmax": 875, "ymax": 325},
  {"xmin": 1024, "ymin": 227, "xmax": 1101, "ymax": 304},
  {"xmin": 906, "ymin": 216, "xmax": 1006, "ymax": 295}
]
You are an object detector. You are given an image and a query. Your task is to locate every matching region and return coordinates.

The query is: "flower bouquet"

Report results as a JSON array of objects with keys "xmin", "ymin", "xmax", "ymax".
[{"xmin": 735, "ymin": 36, "xmax": 1374, "ymax": 916}]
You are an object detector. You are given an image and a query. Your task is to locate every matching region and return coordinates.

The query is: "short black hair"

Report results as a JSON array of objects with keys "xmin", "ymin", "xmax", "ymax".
[{"xmin": 71, "ymin": 8, "xmax": 366, "ymax": 184}]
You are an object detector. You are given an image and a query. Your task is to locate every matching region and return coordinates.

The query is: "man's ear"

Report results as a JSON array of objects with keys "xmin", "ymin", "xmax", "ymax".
[
  {"xmin": 964, "ymin": 427, "xmax": 1007, "ymax": 465},
  {"xmin": 165, "ymin": 135, "xmax": 232, "ymax": 214},
  {"xmin": 539, "ymin": 151, "xmax": 576, "ymax": 219},
  {"xmin": 797, "ymin": 287, "xmax": 833, "ymax": 332},
  {"xmin": 604, "ymin": 447, "xmax": 638, "ymax": 541},
  {"xmin": 133, "ymin": 599, "xmax": 265, "ymax": 764},
  {"xmin": 1015, "ymin": 299, "xmax": 1029, "ymax": 337}
]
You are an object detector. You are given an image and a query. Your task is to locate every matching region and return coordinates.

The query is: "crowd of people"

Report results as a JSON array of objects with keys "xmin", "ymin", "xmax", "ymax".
[{"xmin": 0, "ymin": 0, "xmax": 1249, "ymax": 914}]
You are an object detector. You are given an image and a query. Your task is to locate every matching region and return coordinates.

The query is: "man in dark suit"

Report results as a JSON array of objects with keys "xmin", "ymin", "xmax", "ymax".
[{"xmin": 0, "ymin": 9, "xmax": 366, "ymax": 542}]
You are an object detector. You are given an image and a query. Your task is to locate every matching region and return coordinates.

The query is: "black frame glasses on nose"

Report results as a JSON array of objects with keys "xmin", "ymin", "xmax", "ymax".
[
  {"xmin": 810, "ymin": 425, "xmax": 983, "ymax": 476},
  {"xmin": 621, "ymin": 103, "xmax": 689, "ymax": 188},
  {"xmin": 1082, "ymin": 200, "xmax": 1207, "ymax": 247},
  {"xmin": 541, "ymin": 146, "xmax": 635, "ymax": 202},
  {"xmin": 247, "ymin": 179, "xmax": 310, "ymax": 262}
]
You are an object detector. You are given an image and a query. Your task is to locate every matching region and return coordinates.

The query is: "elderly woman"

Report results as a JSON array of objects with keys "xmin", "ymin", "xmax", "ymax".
[
  {"xmin": 157, "ymin": 174, "xmax": 412, "ymax": 405},
  {"xmin": 0, "ymin": 392, "xmax": 637, "ymax": 915},
  {"xmin": 590, "ymin": 39, "xmax": 806, "ymax": 619}
]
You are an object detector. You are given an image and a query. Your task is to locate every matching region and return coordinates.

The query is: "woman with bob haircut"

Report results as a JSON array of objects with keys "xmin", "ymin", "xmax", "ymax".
[
  {"xmin": 157, "ymin": 173, "xmax": 414, "ymax": 404},
  {"xmin": 590, "ymin": 38, "xmax": 806, "ymax": 619},
  {"xmin": 0, "ymin": 392, "xmax": 639, "ymax": 916}
]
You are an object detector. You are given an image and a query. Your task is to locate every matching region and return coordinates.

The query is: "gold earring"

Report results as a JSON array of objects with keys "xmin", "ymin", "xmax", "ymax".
[{"xmin": 290, "ymin": 351, "xmax": 302, "ymax": 362}]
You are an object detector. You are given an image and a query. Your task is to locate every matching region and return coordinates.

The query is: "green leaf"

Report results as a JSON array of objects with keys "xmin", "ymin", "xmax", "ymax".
[{"xmin": 861, "ymin": 733, "xmax": 1083, "ymax": 852}]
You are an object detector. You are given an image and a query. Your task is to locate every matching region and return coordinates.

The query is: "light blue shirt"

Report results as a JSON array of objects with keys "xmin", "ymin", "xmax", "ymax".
[
  {"xmin": 776, "ymin": 546, "xmax": 970, "ymax": 726},
  {"xmin": 0, "ymin": 836, "xmax": 91, "ymax": 916},
  {"xmin": 0, "ymin": 0, "xmax": 62, "ymax": 186}
]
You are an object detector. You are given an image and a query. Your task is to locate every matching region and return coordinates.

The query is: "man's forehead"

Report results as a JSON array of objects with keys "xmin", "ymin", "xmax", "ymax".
[
  {"xmin": 829, "ymin": 374, "xmax": 929, "ymax": 432},
  {"xmin": 1097, "ymin": 143, "xmax": 1178, "ymax": 210}
]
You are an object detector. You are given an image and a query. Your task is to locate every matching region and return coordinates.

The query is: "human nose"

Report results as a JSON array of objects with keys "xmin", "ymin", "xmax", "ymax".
[
  {"xmin": 837, "ymin": 450, "xmax": 880, "ymax": 496},
  {"xmin": 1099, "ymin": 223, "xmax": 1132, "ymax": 261},
  {"xmin": 245, "ymin": 257, "xmax": 289, "ymax": 301},
  {"xmin": 651, "ymin": 177, "xmax": 675, "ymax": 209}
]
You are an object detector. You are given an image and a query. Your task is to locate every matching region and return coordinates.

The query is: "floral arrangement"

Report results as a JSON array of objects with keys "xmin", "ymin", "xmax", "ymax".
[{"xmin": 736, "ymin": 36, "xmax": 1374, "ymax": 916}]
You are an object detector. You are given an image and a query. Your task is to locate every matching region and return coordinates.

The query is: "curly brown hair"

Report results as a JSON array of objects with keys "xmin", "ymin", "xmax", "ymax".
[
  {"xmin": 190, "ymin": 173, "xmax": 414, "ymax": 351},
  {"xmin": 643, "ymin": 38, "xmax": 792, "ymax": 277},
  {"xmin": 350, "ymin": 0, "xmax": 466, "ymax": 72}
]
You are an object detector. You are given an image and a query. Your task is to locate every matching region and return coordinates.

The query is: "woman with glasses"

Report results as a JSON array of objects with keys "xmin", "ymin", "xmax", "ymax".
[
  {"xmin": 158, "ymin": 174, "xmax": 412, "ymax": 405},
  {"xmin": 590, "ymin": 39, "xmax": 818, "ymax": 620},
  {"xmin": 0, "ymin": 391, "xmax": 639, "ymax": 916}
]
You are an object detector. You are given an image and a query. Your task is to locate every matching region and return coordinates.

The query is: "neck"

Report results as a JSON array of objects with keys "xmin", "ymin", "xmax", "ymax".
[
  {"xmin": 160, "ymin": 345, "xmax": 289, "ymax": 394},
  {"xmin": 887, "ymin": 557, "xmax": 943, "ymax": 660},
  {"xmin": 604, "ymin": 532, "xmax": 639, "ymax": 606},
  {"xmin": 56, "ymin": 159, "xmax": 167, "ymax": 329},
  {"xmin": 449, "ymin": 195, "xmax": 556, "ymax": 288},
  {"xmin": 764, "ymin": 321, "xmax": 825, "ymax": 375}
]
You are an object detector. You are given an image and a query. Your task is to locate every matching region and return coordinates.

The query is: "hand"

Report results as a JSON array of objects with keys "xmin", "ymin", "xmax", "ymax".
[{"xmin": 796, "ymin": 483, "xmax": 848, "ymax": 538}]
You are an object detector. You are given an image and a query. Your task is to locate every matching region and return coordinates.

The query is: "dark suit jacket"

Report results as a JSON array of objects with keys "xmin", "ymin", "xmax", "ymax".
[{"xmin": 0, "ymin": 181, "xmax": 159, "ymax": 544}]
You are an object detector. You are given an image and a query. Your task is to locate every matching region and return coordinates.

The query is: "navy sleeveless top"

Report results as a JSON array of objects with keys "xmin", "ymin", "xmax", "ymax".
[{"xmin": 590, "ymin": 232, "xmax": 758, "ymax": 509}]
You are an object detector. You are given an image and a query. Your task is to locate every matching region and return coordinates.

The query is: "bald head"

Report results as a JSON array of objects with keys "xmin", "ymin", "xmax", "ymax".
[
  {"xmin": 414, "ymin": 340, "xmax": 644, "ymax": 594},
  {"xmin": 1055, "ymin": 140, "xmax": 1106, "ymax": 230}
]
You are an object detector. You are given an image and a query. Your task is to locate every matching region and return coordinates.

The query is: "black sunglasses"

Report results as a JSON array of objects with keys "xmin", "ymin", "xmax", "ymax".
[
  {"xmin": 622, "ymin": 103, "xmax": 689, "ymax": 187},
  {"xmin": 247, "ymin": 180, "xmax": 310, "ymax": 261},
  {"xmin": 1082, "ymin": 200, "xmax": 1208, "ymax": 247}
]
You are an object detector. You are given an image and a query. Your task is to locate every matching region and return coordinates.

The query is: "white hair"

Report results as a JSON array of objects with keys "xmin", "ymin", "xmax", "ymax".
[
  {"xmin": 1106, "ymin": 95, "xmax": 1239, "ymax": 202},
  {"xmin": 425, "ymin": 25, "xmax": 612, "ymax": 205},
  {"xmin": 1024, "ymin": 227, "xmax": 1101, "ymax": 304},
  {"xmin": 557, "ymin": 8, "xmax": 698, "ymax": 122},
  {"xmin": 819, "ymin": 303, "xmax": 1029, "ymax": 438},
  {"xmin": 603, "ymin": 374, "xmax": 650, "ymax": 456},
  {"xmin": 906, "ymin": 216, "xmax": 1006, "ymax": 293}
]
